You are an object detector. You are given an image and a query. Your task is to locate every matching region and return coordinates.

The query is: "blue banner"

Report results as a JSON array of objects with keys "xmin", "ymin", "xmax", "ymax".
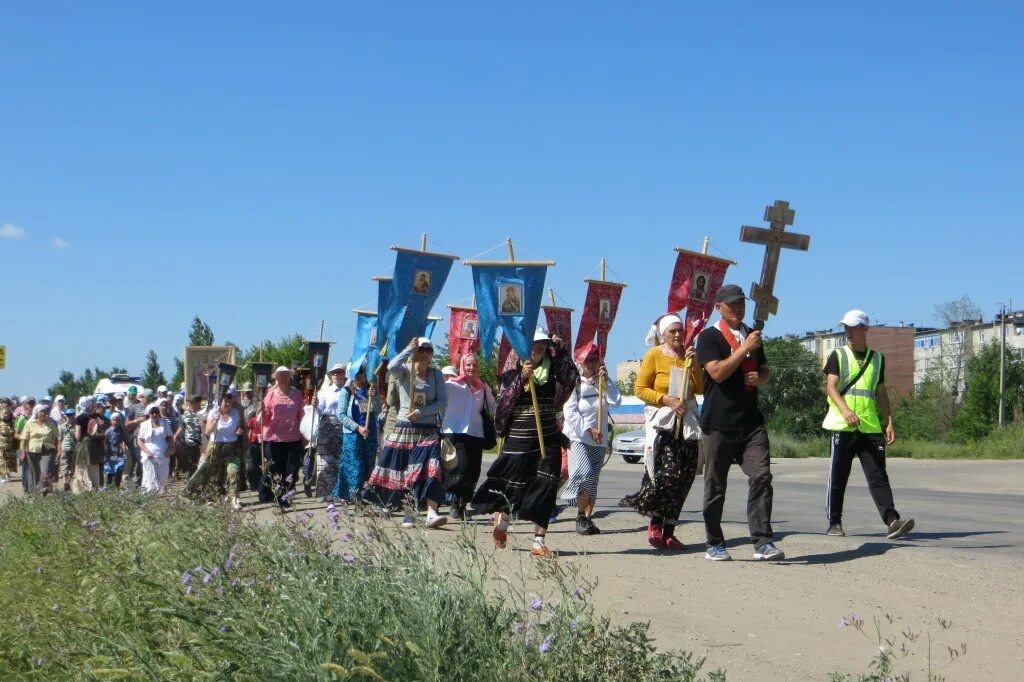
[
  {"xmin": 424, "ymin": 318, "xmax": 439, "ymax": 339},
  {"xmin": 380, "ymin": 250, "xmax": 457, "ymax": 355},
  {"xmin": 375, "ymin": 277, "xmax": 395, "ymax": 358},
  {"xmin": 471, "ymin": 265, "xmax": 548, "ymax": 360},
  {"xmin": 350, "ymin": 311, "xmax": 377, "ymax": 372}
]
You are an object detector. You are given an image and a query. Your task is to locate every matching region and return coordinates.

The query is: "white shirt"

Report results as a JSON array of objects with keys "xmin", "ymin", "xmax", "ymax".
[
  {"xmin": 138, "ymin": 418, "xmax": 173, "ymax": 459},
  {"xmin": 441, "ymin": 380, "xmax": 496, "ymax": 438},
  {"xmin": 208, "ymin": 409, "xmax": 240, "ymax": 443},
  {"xmin": 563, "ymin": 377, "xmax": 622, "ymax": 447},
  {"xmin": 317, "ymin": 384, "xmax": 343, "ymax": 418}
]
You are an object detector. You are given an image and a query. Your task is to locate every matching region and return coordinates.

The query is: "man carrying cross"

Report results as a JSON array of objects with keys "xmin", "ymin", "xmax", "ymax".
[{"xmin": 697, "ymin": 284, "xmax": 783, "ymax": 562}]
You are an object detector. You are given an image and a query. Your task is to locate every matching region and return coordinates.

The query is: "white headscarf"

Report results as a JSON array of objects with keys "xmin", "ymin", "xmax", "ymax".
[{"xmin": 644, "ymin": 313, "xmax": 683, "ymax": 346}]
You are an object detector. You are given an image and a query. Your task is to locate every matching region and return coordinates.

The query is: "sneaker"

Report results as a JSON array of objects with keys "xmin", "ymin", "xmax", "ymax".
[
  {"xmin": 754, "ymin": 542, "xmax": 785, "ymax": 561},
  {"xmin": 232, "ymin": 499, "xmax": 242, "ymax": 512},
  {"xmin": 705, "ymin": 544, "xmax": 732, "ymax": 561},
  {"xmin": 886, "ymin": 518, "xmax": 915, "ymax": 540},
  {"xmin": 401, "ymin": 513, "xmax": 415, "ymax": 528},
  {"xmin": 450, "ymin": 499, "xmax": 466, "ymax": 521},
  {"xmin": 575, "ymin": 517, "xmax": 600, "ymax": 536},
  {"xmin": 530, "ymin": 544, "xmax": 553, "ymax": 558},
  {"xmin": 425, "ymin": 512, "xmax": 448, "ymax": 529},
  {"xmin": 492, "ymin": 513, "xmax": 509, "ymax": 548},
  {"xmin": 827, "ymin": 523, "xmax": 845, "ymax": 536},
  {"xmin": 662, "ymin": 536, "xmax": 685, "ymax": 551},
  {"xmin": 648, "ymin": 522, "xmax": 665, "ymax": 549}
]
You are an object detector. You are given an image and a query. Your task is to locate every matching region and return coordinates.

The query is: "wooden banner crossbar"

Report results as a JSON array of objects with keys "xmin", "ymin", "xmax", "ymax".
[
  {"xmin": 390, "ymin": 245, "xmax": 460, "ymax": 260},
  {"xmin": 672, "ymin": 247, "xmax": 736, "ymax": 265}
]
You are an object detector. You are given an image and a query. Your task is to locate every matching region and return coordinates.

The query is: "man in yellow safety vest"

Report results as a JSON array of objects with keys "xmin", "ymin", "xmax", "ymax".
[{"xmin": 822, "ymin": 310, "xmax": 915, "ymax": 540}]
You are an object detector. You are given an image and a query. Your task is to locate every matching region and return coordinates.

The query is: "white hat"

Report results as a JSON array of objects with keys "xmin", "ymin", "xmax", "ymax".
[
  {"xmin": 19, "ymin": 396, "xmax": 29, "ymax": 404},
  {"xmin": 327, "ymin": 363, "xmax": 347, "ymax": 374},
  {"xmin": 41, "ymin": 396, "xmax": 53, "ymax": 404},
  {"xmin": 146, "ymin": 402, "xmax": 161, "ymax": 413},
  {"xmin": 274, "ymin": 366, "xmax": 292, "ymax": 374},
  {"xmin": 533, "ymin": 327, "xmax": 550, "ymax": 342},
  {"xmin": 157, "ymin": 385, "xmax": 169, "ymax": 394},
  {"xmin": 55, "ymin": 395, "xmax": 65, "ymax": 402},
  {"xmin": 441, "ymin": 365, "xmax": 458, "ymax": 377},
  {"xmin": 416, "ymin": 337, "xmax": 433, "ymax": 348},
  {"xmin": 840, "ymin": 310, "xmax": 870, "ymax": 327},
  {"xmin": 154, "ymin": 398, "xmax": 168, "ymax": 408},
  {"xmin": 113, "ymin": 392, "xmax": 124, "ymax": 399}
]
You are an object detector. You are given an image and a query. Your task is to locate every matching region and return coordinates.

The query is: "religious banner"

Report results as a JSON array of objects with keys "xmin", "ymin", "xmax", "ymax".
[
  {"xmin": 574, "ymin": 280, "xmax": 625, "ymax": 363},
  {"xmin": 468, "ymin": 263, "xmax": 550, "ymax": 361},
  {"xmin": 497, "ymin": 334, "xmax": 520, "ymax": 376},
  {"xmin": 423, "ymin": 316, "xmax": 441, "ymax": 340},
  {"xmin": 542, "ymin": 305, "xmax": 573, "ymax": 351},
  {"xmin": 184, "ymin": 345, "xmax": 237, "ymax": 399},
  {"xmin": 379, "ymin": 247, "xmax": 459, "ymax": 356},
  {"xmin": 350, "ymin": 310, "xmax": 378, "ymax": 372},
  {"xmin": 373, "ymin": 276, "xmax": 394, "ymax": 360},
  {"xmin": 667, "ymin": 248, "xmax": 735, "ymax": 346},
  {"xmin": 447, "ymin": 306, "xmax": 480, "ymax": 365}
]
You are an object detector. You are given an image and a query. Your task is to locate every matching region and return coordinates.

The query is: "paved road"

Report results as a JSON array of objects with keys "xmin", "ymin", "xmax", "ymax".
[{"xmin": 569, "ymin": 456, "xmax": 1024, "ymax": 558}]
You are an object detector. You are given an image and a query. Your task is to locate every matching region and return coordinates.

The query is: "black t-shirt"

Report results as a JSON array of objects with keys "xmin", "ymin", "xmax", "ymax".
[
  {"xmin": 823, "ymin": 348, "xmax": 885, "ymax": 384},
  {"xmin": 696, "ymin": 325, "xmax": 768, "ymax": 433},
  {"xmin": 76, "ymin": 412, "xmax": 110, "ymax": 439}
]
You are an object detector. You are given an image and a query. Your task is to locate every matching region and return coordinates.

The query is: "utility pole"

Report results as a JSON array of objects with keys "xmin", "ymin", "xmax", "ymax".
[{"xmin": 999, "ymin": 304, "xmax": 1007, "ymax": 427}]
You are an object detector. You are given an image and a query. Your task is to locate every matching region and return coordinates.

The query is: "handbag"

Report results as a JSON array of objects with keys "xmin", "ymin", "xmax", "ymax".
[
  {"xmin": 440, "ymin": 436, "xmax": 458, "ymax": 472},
  {"xmin": 480, "ymin": 405, "xmax": 497, "ymax": 450}
]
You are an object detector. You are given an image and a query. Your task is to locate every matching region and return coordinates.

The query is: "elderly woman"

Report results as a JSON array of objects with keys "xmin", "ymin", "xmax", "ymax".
[
  {"xmin": 137, "ymin": 400, "xmax": 175, "ymax": 493},
  {"xmin": 472, "ymin": 329, "xmax": 579, "ymax": 557},
  {"xmin": 442, "ymin": 353, "xmax": 497, "ymax": 520},
  {"xmin": 367, "ymin": 337, "xmax": 449, "ymax": 529},
  {"xmin": 260, "ymin": 366, "xmax": 306, "ymax": 508},
  {"xmin": 72, "ymin": 398, "xmax": 109, "ymax": 492},
  {"xmin": 103, "ymin": 412, "xmax": 128, "ymax": 489},
  {"xmin": 633, "ymin": 313, "xmax": 704, "ymax": 549},
  {"xmin": 20, "ymin": 405, "xmax": 60, "ymax": 493},
  {"xmin": 0, "ymin": 398, "xmax": 15, "ymax": 483},
  {"xmin": 335, "ymin": 364, "xmax": 379, "ymax": 502},
  {"xmin": 57, "ymin": 408, "xmax": 77, "ymax": 490},
  {"xmin": 562, "ymin": 345, "xmax": 621, "ymax": 535},
  {"xmin": 314, "ymin": 363, "xmax": 347, "ymax": 499},
  {"xmin": 186, "ymin": 393, "xmax": 245, "ymax": 509}
]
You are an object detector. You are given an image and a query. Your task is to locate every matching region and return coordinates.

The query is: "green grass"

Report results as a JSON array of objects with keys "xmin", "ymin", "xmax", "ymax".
[
  {"xmin": 0, "ymin": 492, "xmax": 724, "ymax": 681},
  {"xmin": 770, "ymin": 424, "xmax": 1024, "ymax": 459}
]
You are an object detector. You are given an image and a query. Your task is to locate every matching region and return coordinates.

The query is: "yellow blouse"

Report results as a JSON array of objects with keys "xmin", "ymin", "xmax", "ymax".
[
  {"xmin": 634, "ymin": 346, "xmax": 704, "ymax": 408},
  {"xmin": 20, "ymin": 419, "xmax": 59, "ymax": 453}
]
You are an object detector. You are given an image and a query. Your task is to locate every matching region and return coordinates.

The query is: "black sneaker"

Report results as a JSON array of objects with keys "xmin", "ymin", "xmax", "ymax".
[
  {"xmin": 827, "ymin": 523, "xmax": 845, "ymax": 536},
  {"xmin": 886, "ymin": 518, "xmax": 915, "ymax": 540},
  {"xmin": 451, "ymin": 499, "xmax": 466, "ymax": 521},
  {"xmin": 575, "ymin": 517, "xmax": 600, "ymax": 536}
]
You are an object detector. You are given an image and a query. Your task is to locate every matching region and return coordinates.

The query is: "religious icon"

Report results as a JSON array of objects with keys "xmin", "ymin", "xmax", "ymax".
[
  {"xmin": 599, "ymin": 299, "xmax": 612, "ymax": 322},
  {"xmin": 219, "ymin": 372, "xmax": 232, "ymax": 387},
  {"xmin": 412, "ymin": 270, "xmax": 432, "ymax": 295},
  {"xmin": 690, "ymin": 272, "xmax": 709, "ymax": 302},
  {"xmin": 499, "ymin": 284, "xmax": 523, "ymax": 315},
  {"xmin": 369, "ymin": 327, "xmax": 378, "ymax": 347},
  {"xmin": 313, "ymin": 353, "xmax": 325, "ymax": 369},
  {"xmin": 255, "ymin": 375, "xmax": 268, "ymax": 388},
  {"xmin": 461, "ymin": 318, "xmax": 478, "ymax": 340},
  {"xmin": 412, "ymin": 392, "xmax": 427, "ymax": 409}
]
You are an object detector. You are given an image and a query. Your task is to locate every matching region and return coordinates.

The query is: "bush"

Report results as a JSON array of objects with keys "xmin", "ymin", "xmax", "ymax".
[{"xmin": 0, "ymin": 493, "xmax": 723, "ymax": 681}]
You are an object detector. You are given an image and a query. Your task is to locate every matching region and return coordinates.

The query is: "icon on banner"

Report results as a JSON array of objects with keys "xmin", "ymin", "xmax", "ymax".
[
  {"xmin": 690, "ymin": 272, "xmax": 709, "ymax": 302},
  {"xmin": 499, "ymin": 284, "xmax": 523, "ymax": 315},
  {"xmin": 599, "ymin": 299, "xmax": 612, "ymax": 322},
  {"xmin": 412, "ymin": 270, "xmax": 432, "ymax": 295},
  {"xmin": 460, "ymin": 318, "xmax": 478, "ymax": 339}
]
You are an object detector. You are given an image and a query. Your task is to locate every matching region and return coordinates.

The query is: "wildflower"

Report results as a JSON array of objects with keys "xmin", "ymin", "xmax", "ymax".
[
  {"xmin": 244, "ymin": 579, "xmax": 255, "ymax": 588},
  {"xmin": 326, "ymin": 502, "xmax": 336, "ymax": 512},
  {"xmin": 511, "ymin": 622, "xmax": 524, "ymax": 634},
  {"xmin": 185, "ymin": 587, "xmax": 195, "ymax": 596},
  {"xmin": 343, "ymin": 554, "xmax": 356, "ymax": 564},
  {"xmin": 82, "ymin": 520, "xmax": 99, "ymax": 531},
  {"xmin": 569, "ymin": 618, "xmax": 581, "ymax": 633},
  {"xmin": 132, "ymin": 554, "xmax": 139, "ymax": 563},
  {"xmin": 32, "ymin": 657, "xmax": 45, "ymax": 667},
  {"xmin": 840, "ymin": 617, "xmax": 849, "ymax": 628},
  {"xmin": 539, "ymin": 635, "xmax": 554, "ymax": 654},
  {"xmin": 571, "ymin": 588, "xmax": 584, "ymax": 599},
  {"xmin": 331, "ymin": 524, "xmax": 341, "ymax": 533},
  {"xmin": 231, "ymin": 578, "xmax": 240, "ymax": 587},
  {"xmin": 51, "ymin": 604, "xmax": 60, "ymax": 612},
  {"xmin": 529, "ymin": 596, "xmax": 543, "ymax": 611},
  {"xmin": 34, "ymin": 566, "xmax": 43, "ymax": 575},
  {"xmin": 265, "ymin": 573, "xmax": 273, "ymax": 582},
  {"xmin": 285, "ymin": 474, "xmax": 294, "ymax": 483},
  {"xmin": 181, "ymin": 571, "xmax": 193, "ymax": 587},
  {"xmin": 341, "ymin": 533, "xmax": 353, "ymax": 543},
  {"xmin": 210, "ymin": 567, "xmax": 221, "ymax": 578},
  {"xmin": 203, "ymin": 573, "xmax": 214, "ymax": 585}
]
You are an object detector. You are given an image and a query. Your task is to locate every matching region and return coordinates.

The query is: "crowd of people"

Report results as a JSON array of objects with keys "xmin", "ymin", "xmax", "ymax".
[{"xmin": 0, "ymin": 284, "xmax": 916, "ymax": 559}]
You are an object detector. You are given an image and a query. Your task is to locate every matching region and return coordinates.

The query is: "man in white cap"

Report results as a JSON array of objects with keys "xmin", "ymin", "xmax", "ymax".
[{"xmin": 823, "ymin": 310, "xmax": 914, "ymax": 540}]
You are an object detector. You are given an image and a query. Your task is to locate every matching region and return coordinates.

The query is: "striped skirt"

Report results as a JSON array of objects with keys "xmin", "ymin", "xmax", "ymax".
[
  {"xmin": 561, "ymin": 440, "xmax": 606, "ymax": 504},
  {"xmin": 367, "ymin": 421, "xmax": 444, "ymax": 509}
]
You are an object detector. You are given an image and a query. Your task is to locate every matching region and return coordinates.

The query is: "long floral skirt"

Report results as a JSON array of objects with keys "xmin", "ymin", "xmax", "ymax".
[
  {"xmin": 635, "ymin": 433, "xmax": 699, "ymax": 521},
  {"xmin": 367, "ymin": 421, "xmax": 443, "ymax": 510}
]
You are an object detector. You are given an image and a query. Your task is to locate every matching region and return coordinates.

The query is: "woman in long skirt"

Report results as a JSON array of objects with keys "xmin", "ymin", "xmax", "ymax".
[
  {"xmin": 562, "ymin": 344, "xmax": 620, "ymax": 535},
  {"xmin": 334, "ymin": 364, "xmax": 378, "ymax": 501},
  {"xmin": 314, "ymin": 364, "xmax": 347, "ymax": 499},
  {"xmin": 472, "ymin": 329, "xmax": 579, "ymax": 557},
  {"xmin": 367, "ymin": 338, "xmax": 448, "ymax": 529},
  {"xmin": 633, "ymin": 314, "xmax": 704, "ymax": 549}
]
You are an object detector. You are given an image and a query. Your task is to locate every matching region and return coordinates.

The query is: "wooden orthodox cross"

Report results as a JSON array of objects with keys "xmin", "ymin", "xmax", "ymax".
[{"xmin": 739, "ymin": 200, "xmax": 811, "ymax": 330}]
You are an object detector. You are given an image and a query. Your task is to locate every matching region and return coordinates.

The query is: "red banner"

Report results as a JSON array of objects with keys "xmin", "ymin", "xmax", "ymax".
[
  {"xmin": 667, "ymin": 250, "xmax": 732, "ymax": 346},
  {"xmin": 497, "ymin": 335, "xmax": 520, "ymax": 376},
  {"xmin": 447, "ymin": 307, "xmax": 480, "ymax": 365},
  {"xmin": 542, "ymin": 306, "xmax": 573, "ymax": 351},
  {"xmin": 574, "ymin": 281, "xmax": 625, "ymax": 363}
]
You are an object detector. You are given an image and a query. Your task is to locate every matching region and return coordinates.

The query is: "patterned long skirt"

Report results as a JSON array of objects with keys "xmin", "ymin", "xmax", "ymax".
[
  {"xmin": 471, "ymin": 405, "xmax": 563, "ymax": 529},
  {"xmin": 333, "ymin": 432, "xmax": 378, "ymax": 501},
  {"xmin": 185, "ymin": 441, "xmax": 243, "ymax": 499},
  {"xmin": 635, "ymin": 433, "xmax": 699, "ymax": 521},
  {"xmin": 367, "ymin": 421, "xmax": 443, "ymax": 510},
  {"xmin": 314, "ymin": 415, "xmax": 344, "ymax": 498},
  {"xmin": 561, "ymin": 440, "xmax": 606, "ymax": 504}
]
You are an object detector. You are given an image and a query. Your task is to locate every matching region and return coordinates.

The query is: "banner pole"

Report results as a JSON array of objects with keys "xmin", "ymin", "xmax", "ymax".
[
  {"xmin": 597, "ymin": 258, "xmax": 607, "ymax": 441},
  {"xmin": 259, "ymin": 341, "xmax": 267, "ymax": 498},
  {"xmin": 529, "ymin": 374, "xmax": 546, "ymax": 459}
]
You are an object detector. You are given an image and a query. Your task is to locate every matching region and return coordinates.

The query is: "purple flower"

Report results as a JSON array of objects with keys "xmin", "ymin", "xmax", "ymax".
[
  {"xmin": 32, "ymin": 657, "xmax": 45, "ymax": 667},
  {"xmin": 210, "ymin": 567, "xmax": 221, "ymax": 578},
  {"xmin": 203, "ymin": 572, "xmax": 214, "ymax": 585},
  {"xmin": 34, "ymin": 566, "xmax": 43, "ymax": 575},
  {"xmin": 285, "ymin": 474, "xmax": 294, "ymax": 483},
  {"xmin": 571, "ymin": 588, "xmax": 584, "ymax": 599},
  {"xmin": 529, "ymin": 596, "xmax": 543, "ymax": 611},
  {"xmin": 569, "ymin": 618, "xmax": 581, "ymax": 633},
  {"xmin": 181, "ymin": 572, "xmax": 193, "ymax": 587},
  {"xmin": 132, "ymin": 554, "xmax": 139, "ymax": 563},
  {"xmin": 82, "ymin": 520, "xmax": 99, "ymax": 531},
  {"xmin": 193, "ymin": 565, "xmax": 204, "ymax": 573},
  {"xmin": 243, "ymin": 579, "xmax": 255, "ymax": 587},
  {"xmin": 264, "ymin": 573, "xmax": 273, "ymax": 582},
  {"xmin": 341, "ymin": 533, "xmax": 353, "ymax": 543},
  {"xmin": 511, "ymin": 622, "xmax": 523, "ymax": 634},
  {"xmin": 185, "ymin": 587, "xmax": 195, "ymax": 596},
  {"xmin": 331, "ymin": 524, "xmax": 341, "ymax": 533},
  {"xmin": 343, "ymin": 554, "xmax": 356, "ymax": 564},
  {"xmin": 50, "ymin": 604, "xmax": 60, "ymax": 612},
  {"xmin": 840, "ymin": 617, "xmax": 849, "ymax": 629},
  {"xmin": 231, "ymin": 578, "xmax": 240, "ymax": 587},
  {"xmin": 539, "ymin": 635, "xmax": 554, "ymax": 654},
  {"xmin": 219, "ymin": 625, "xmax": 230, "ymax": 633},
  {"xmin": 326, "ymin": 502, "xmax": 336, "ymax": 512}
]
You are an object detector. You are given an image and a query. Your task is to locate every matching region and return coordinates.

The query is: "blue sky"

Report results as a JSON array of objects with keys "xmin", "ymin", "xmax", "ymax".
[{"xmin": 2, "ymin": 2, "xmax": 1022, "ymax": 394}]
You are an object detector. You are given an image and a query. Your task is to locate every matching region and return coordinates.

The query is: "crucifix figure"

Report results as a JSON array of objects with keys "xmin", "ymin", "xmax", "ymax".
[{"xmin": 739, "ymin": 199, "xmax": 811, "ymax": 330}]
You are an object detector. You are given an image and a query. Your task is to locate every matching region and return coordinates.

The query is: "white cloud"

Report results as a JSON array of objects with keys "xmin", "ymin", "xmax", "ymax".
[
  {"xmin": 53, "ymin": 238, "xmax": 70, "ymax": 250},
  {"xmin": 1, "ymin": 223, "xmax": 26, "ymax": 239}
]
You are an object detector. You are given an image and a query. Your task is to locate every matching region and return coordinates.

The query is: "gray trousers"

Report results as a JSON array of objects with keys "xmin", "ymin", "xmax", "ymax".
[
  {"xmin": 702, "ymin": 426, "xmax": 774, "ymax": 548},
  {"xmin": 25, "ymin": 449, "xmax": 55, "ymax": 493}
]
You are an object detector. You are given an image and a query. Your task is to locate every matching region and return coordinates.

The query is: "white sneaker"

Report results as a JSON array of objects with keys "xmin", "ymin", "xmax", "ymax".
[
  {"xmin": 401, "ymin": 513, "xmax": 416, "ymax": 528},
  {"xmin": 425, "ymin": 512, "xmax": 448, "ymax": 529}
]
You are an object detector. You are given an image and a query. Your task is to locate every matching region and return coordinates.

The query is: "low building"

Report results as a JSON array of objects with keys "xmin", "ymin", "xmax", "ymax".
[
  {"xmin": 616, "ymin": 360, "xmax": 641, "ymax": 385},
  {"xmin": 913, "ymin": 311, "xmax": 1024, "ymax": 398}
]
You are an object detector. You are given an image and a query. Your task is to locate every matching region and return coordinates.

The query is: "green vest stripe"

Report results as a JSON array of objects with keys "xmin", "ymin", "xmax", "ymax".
[{"xmin": 822, "ymin": 345, "xmax": 883, "ymax": 433}]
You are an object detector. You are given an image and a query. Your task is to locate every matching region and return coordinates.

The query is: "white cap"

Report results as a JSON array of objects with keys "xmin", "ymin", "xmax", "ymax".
[
  {"xmin": 154, "ymin": 398, "xmax": 168, "ymax": 408},
  {"xmin": 840, "ymin": 310, "xmax": 870, "ymax": 327},
  {"xmin": 19, "ymin": 396, "xmax": 29, "ymax": 404},
  {"xmin": 274, "ymin": 366, "xmax": 292, "ymax": 374},
  {"xmin": 55, "ymin": 395, "xmax": 65, "ymax": 402},
  {"xmin": 113, "ymin": 392, "xmax": 124, "ymax": 399},
  {"xmin": 533, "ymin": 327, "xmax": 550, "ymax": 342},
  {"xmin": 441, "ymin": 365, "xmax": 458, "ymax": 377},
  {"xmin": 416, "ymin": 337, "xmax": 433, "ymax": 348},
  {"xmin": 157, "ymin": 385, "xmax": 169, "ymax": 393},
  {"xmin": 328, "ymin": 363, "xmax": 347, "ymax": 374}
]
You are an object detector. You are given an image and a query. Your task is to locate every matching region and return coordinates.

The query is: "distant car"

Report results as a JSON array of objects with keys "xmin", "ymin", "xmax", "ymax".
[
  {"xmin": 94, "ymin": 374, "xmax": 145, "ymax": 397},
  {"xmin": 612, "ymin": 428, "xmax": 644, "ymax": 464}
]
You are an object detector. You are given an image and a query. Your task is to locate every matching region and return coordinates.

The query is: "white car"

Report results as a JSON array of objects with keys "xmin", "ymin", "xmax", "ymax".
[
  {"xmin": 94, "ymin": 374, "xmax": 146, "ymax": 397},
  {"xmin": 612, "ymin": 429, "xmax": 644, "ymax": 464}
]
